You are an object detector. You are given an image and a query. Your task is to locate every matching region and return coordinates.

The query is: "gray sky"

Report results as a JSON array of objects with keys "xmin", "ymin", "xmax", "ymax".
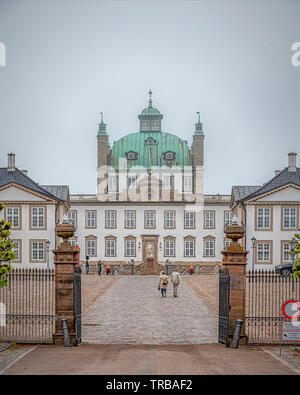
[{"xmin": 0, "ymin": 0, "xmax": 299, "ymax": 195}]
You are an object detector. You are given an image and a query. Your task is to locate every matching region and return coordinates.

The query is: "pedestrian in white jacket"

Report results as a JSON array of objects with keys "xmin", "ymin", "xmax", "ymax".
[{"xmin": 171, "ymin": 268, "xmax": 181, "ymax": 297}]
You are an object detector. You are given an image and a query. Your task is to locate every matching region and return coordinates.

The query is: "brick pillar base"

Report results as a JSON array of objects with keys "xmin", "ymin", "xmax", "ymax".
[
  {"xmin": 222, "ymin": 223, "xmax": 248, "ymax": 344},
  {"xmin": 52, "ymin": 221, "xmax": 79, "ymax": 345}
]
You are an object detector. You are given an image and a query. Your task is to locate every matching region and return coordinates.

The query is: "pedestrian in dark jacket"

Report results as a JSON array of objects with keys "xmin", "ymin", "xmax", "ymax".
[
  {"xmin": 97, "ymin": 260, "xmax": 102, "ymax": 275},
  {"xmin": 85, "ymin": 256, "xmax": 89, "ymax": 275}
]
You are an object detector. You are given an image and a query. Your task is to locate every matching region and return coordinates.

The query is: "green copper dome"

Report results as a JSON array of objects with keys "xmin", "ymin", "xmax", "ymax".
[
  {"xmin": 140, "ymin": 106, "xmax": 161, "ymax": 116},
  {"xmin": 111, "ymin": 131, "xmax": 192, "ymax": 170}
]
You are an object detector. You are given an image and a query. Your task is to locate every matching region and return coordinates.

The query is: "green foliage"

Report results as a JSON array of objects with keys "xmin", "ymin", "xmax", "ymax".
[
  {"xmin": 292, "ymin": 232, "xmax": 300, "ymax": 279},
  {"xmin": 0, "ymin": 201, "xmax": 15, "ymax": 287}
]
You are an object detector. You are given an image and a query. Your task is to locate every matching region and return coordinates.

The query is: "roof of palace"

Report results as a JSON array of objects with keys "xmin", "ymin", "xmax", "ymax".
[
  {"xmin": 232, "ymin": 166, "xmax": 300, "ymax": 203},
  {"xmin": 111, "ymin": 131, "xmax": 192, "ymax": 170},
  {"xmin": 41, "ymin": 185, "xmax": 69, "ymax": 201},
  {"xmin": 0, "ymin": 167, "xmax": 68, "ymax": 201}
]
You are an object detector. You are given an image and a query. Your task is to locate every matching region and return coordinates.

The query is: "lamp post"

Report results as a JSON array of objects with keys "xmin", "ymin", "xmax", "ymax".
[
  {"xmin": 46, "ymin": 239, "xmax": 50, "ymax": 278},
  {"xmin": 251, "ymin": 236, "xmax": 256, "ymax": 271},
  {"xmin": 289, "ymin": 237, "xmax": 297, "ymax": 291}
]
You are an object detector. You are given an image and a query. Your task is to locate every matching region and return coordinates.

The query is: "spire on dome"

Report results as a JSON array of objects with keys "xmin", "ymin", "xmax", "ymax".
[
  {"xmin": 97, "ymin": 112, "xmax": 107, "ymax": 136},
  {"xmin": 194, "ymin": 111, "xmax": 203, "ymax": 135}
]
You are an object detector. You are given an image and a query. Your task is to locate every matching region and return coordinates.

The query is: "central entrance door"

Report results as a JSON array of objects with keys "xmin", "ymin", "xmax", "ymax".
[{"xmin": 142, "ymin": 235, "xmax": 158, "ymax": 274}]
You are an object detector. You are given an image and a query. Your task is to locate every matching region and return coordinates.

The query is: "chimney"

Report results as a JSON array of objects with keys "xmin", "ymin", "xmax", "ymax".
[
  {"xmin": 21, "ymin": 170, "xmax": 28, "ymax": 176},
  {"xmin": 274, "ymin": 170, "xmax": 281, "ymax": 176},
  {"xmin": 7, "ymin": 153, "xmax": 15, "ymax": 171},
  {"xmin": 288, "ymin": 152, "xmax": 297, "ymax": 172}
]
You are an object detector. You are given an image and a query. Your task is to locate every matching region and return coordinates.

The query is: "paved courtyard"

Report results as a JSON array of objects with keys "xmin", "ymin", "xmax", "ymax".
[{"xmin": 82, "ymin": 275, "xmax": 218, "ymax": 345}]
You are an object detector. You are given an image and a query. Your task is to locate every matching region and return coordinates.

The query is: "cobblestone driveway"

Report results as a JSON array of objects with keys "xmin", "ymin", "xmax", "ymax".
[{"xmin": 82, "ymin": 276, "xmax": 218, "ymax": 345}]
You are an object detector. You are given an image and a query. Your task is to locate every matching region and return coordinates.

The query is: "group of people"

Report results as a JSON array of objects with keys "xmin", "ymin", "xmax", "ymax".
[
  {"xmin": 158, "ymin": 268, "xmax": 181, "ymax": 298},
  {"xmin": 85, "ymin": 257, "xmax": 115, "ymax": 276}
]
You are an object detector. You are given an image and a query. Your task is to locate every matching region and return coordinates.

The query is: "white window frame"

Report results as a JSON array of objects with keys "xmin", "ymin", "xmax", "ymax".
[
  {"xmin": 105, "ymin": 238, "xmax": 116, "ymax": 257},
  {"xmin": 165, "ymin": 239, "xmax": 175, "ymax": 257},
  {"xmin": 86, "ymin": 239, "xmax": 96, "ymax": 257},
  {"xmin": 224, "ymin": 211, "xmax": 233, "ymax": 228},
  {"xmin": 145, "ymin": 211, "xmax": 155, "ymax": 228},
  {"xmin": 283, "ymin": 207, "xmax": 297, "ymax": 229},
  {"xmin": 204, "ymin": 240, "xmax": 215, "ymax": 257},
  {"xmin": 185, "ymin": 211, "xmax": 195, "ymax": 228},
  {"xmin": 86, "ymin": 210, "xmax": 96, "ymax": 228},
  {"xmin": 184, "ymin": 239, "xmax": 195, "ymax": 257},
  {"xmin": 7, "ymin": 206, "xmax": 20, "ymax": 228},
  {"xmin": 125, "ymin": 239, "xmax": 135, "ymax": 257},
  {"xmin": 164, "ymin": 211, "xmax": 175, "ymax": 228},
  {"xmin": 125, "ymin": 211, "xmax": 135, "ymax": 228},
  {"xmin": 32, "ymin": 241, "xmax": 45, "ymax": 261},
  {"xmin": 127, "ymin": 175, "xmax": 137, "ymax": 190},
  {"xmin": 205, "ymin": 211, "xmax": 215, "ymax": 228},
  {"xmin": 108, "ymin": 175, "xmax": 117, "ymax": 192},
  {"xmin": 257, "ymin": 242, "xmax": 271, "ymax": 263},
  {"xmin": 67, "ymin": 210, "xmax": 77, "ymax": 227},
  {"xmin": 257, "ymin": 207, "xmax": 271, "ymax": 229},
  {"xmin": 12, "ymin": 240, "xmax": 20, "ymax": 261},
  {"xmin": 184, "ymin": 176, "xmax": 193, "ymax": 192},
  {"xmin": 105, "ymin": 210, "xmax": 116, "ymax": 228},
  {"xmin": 163, "ymin": 176, "xmax": 174, "ymax": 190},
  {"xmin": 31, "ymin": 207, "xmax": 45, "ymax": 229}
]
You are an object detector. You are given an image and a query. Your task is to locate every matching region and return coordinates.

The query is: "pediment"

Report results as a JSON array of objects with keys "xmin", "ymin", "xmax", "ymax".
[
  {"xmin": 0, "ymin": 183, "xmax": 54, "ymax": 202},
  {"xmin": 249, "ymin": 184, "xmax": 300, "ymax": 203}
]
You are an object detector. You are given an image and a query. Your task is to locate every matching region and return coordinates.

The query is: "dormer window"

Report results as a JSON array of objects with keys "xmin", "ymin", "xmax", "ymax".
[
  {"xmin": 141, "ymin": 120, "xmax": 150, "ymax": 131},
  {"xmin": 145, "ymin": 137, "xmax": 157, "ymax": 145},
  {"xmin": 163, "ymin": 151, "xmax": 176, "ymax": 161},
  {"xmin": 151, "ymin": 120, "xmax": 160, "ymax": 131},
  {"xmin": 126, "ymin": 151, "xmax": 138, "ymax": 160}
]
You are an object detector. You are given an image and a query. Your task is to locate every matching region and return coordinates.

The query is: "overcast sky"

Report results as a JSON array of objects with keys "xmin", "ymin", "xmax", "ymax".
[{"xmin": 0, "ymin": 0, "xmax": 299, "ymax": 195}]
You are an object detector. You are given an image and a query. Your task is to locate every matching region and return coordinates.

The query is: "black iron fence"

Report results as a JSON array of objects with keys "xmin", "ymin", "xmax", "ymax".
[
  {"xmin": 0, "ymin": 268, "xmax": 55, "ymax": 343},
  {"xmin": 246, "ymin": 270, "xmax": 300, "ymax": 345}
]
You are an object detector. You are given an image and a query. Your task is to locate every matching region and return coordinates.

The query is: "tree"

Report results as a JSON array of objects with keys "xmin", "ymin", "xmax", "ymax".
[
  {"xmin": 292, "ymin": 232, "xmax": 300, "ymax": 279},
  {"xmin": 0, "ymin": 201, "xmax": 15, "ymax": 287}
]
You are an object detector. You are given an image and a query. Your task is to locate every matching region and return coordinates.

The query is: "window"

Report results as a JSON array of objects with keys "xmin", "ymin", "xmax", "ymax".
[
  {"xmin": 164, "ymin": 176, "xmax": 174, "ymax": 190},
  {"xmin": 6, "ymin": 206, "xmax": 20, "ymax": 228},
  {"xmin": 12, "ymin": 240, "xmax": 21, "ymax": 262},
  {"xmin": 256, "ymin": 207, "xmax": 271, "ymax": 229},
  {"xmin": 164, "ymin": 211, "xmax": 175, "ymax": 228},
  {"xmin": 86, "ymin": 238, "xmax": 96, "ymax": 257},
  {"xmin": 142, "ymin": 120, "xmax": 150, "ymax": 131},
  {"xmin": 184, "ymin": 211, "xmax": 195, "ymax": 229},
  {"xmin": 127, "ymin": 175, "xmax": 137, "ymax": 190},
  {"xmin": 151, "ymin": 120, "xmax": 160, "ymax": 130},
  {"xmin": 125, "ymin": 238, "xmax": 136, "ymax": 257},
  {"xmin": 163, "ymin": 151, "xmax": 176, "ymax": 161},
  {"xmin": 184, "ymin": 238, "xmax": 195, "ymax": 257},
  {"xmin": 105, "ymin": 210, "xmax": 116, "ymax": 228},
  {"xmin": 256, "ymin": 242, "xmax": 271, "ymax": 263},
  {"xmin": 224, "ymin": 239, "xmax": 231, "ymax": 249},
  {"xmin": 67, "ymin": 210, "xmax": 77, "ymax": 227},
  {"xmin": 164, "ymin": 238, "xmax": 175, "ymax": 257},
  {"xmin": 108, "ymin": 175, "xmax": 117, "ymax": 192},
  {"xmin": 31, "ymin": 241, "xmax": 45, "ymax": 261},
  {"xmin": 145, "ymin": 211, "xmax": 156, "ymax": 228},
  {"xmin": 125, "ymin": 211, "xmax": 136, "ymax": 228},
  {"xmin": 69, "ymin": 239, "xmax": 77, "ymax": 247},
  {"xmin": 204, "ymin": 211, "xmax": 215, "ymax": 229},
  {"xmin": 282, "ymin": 207, "xmax": 297, "ymax": 229},
  {"xmin": 282, "ymin": 242, "xmax": 292, "ymax": 262},
  {"xmin": 86, "ymin": 211, "xmax": 96, "ymax": 228},
  {"xmin": 105, "ymin": 238, "xmax": 116, "ymax": 257},
  {"xmin": 126, "ymin": 151, "xmax": 138, "ymax": 161},
  {"xmin": 31, "ymin": 207, "xmax": 45, "ymax": 229},
  {"xmin": 184, "ymin": 176, "xmax": 193, "ymax": 192},
  {"xmin": 204, "ymin": 240, "xmax": 215, "ymax": 257},
  {"xmin": 224, "ymin": 211, "xmax": 233, "ymax": 228},
  {"xmin": 145, "ymin": 137, "xmax": 156, "ymax": 145}
]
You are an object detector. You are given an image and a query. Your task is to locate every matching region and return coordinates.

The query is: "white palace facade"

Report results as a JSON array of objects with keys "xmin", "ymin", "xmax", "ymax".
[{"xmin": 0, "ymin": 92, "xmax": 299, "ymax": 271}]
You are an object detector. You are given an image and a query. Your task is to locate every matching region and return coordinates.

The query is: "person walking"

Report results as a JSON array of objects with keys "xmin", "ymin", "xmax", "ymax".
[
  {"xmin": 188, "ymin": 264, "xmax": 194, "ymax": 275},
  {"xmin": 106, "ymin": 264, "xmax": 111, "ymax": 275},
  {"xmin": 97, "ymin": 260, "xmax": 102, "ymax": 275},
  {"xmin": 158, "ymin": 271, "xmax": 168, "ymax": 298},
  {"xmin": 171, "ymin": 268, "xmax": 181, "ymax": 297},
  {"xmin": 85, "ymin": 256, "xmax": 89, "ymax": 275}
]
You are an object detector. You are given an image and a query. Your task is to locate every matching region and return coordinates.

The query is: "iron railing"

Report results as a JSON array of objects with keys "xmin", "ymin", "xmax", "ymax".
[
  {"xmin": 246, "ymin": 270, "xmax": 300, "ymax": 345},
  {"xmin": 0, "ymin": 268, "xmax": 55, "ymax": 343}
]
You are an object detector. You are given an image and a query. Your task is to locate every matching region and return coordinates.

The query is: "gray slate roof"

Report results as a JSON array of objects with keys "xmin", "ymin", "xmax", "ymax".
[
  {"xmin": 0, "ymin": 167, "xmax": 67, "ymax": 202},
  {"xmin": 41, "ymin": 185, "xmax": 69, "ymax": 201},
  {"xmin": 233, "ymin": 167, "xmax": 300, "ymax": 203}
]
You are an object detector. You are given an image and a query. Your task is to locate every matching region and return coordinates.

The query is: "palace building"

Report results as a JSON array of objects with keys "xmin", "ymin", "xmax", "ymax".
[{"xmin": 69, "ymin": 91, "xmax": 232, "ymax": 272}]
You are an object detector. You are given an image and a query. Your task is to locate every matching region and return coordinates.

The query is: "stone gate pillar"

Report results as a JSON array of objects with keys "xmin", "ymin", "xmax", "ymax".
[
  {"xmin": 52, "ymin": 219, "xmax": 79, "ymax": 345},
  {"xmin": 221, "ymin": 221, "xmax": 248, "ymax": 344}
]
